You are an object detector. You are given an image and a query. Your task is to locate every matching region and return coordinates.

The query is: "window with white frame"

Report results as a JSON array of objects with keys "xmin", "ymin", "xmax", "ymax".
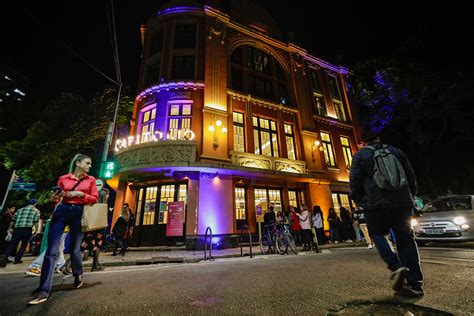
[
  {"xmin": 333, "ymin": 101, "xmax": 346, "ymax": 121},
  {"xmin": 233, "ymin": 112, "xmax": 245, "ymax": 152},
  {"xmin": 321, "ymin": 132, "xmax": 336, "ymax": 167},
  {"xmin": 284, "ymin": 124, "xmax": 296, "ymax": 160},
  {"xmin": 328, "ymin": 74, "xmax": 342, "ymax": 100},
  {"xmin": 168, "ymin": 103, "xmax": 191, "ymax": 140},
  {"xmin": 140, "ymin": 106, "xmax": 156, "ymax": 142},
  {"xmin": 340, "ymin": 136, "xmax": 353, "ymax": 168},
  {"xmin": 253, "ymin": 116, "xmax": 279, "ymax": 157}
]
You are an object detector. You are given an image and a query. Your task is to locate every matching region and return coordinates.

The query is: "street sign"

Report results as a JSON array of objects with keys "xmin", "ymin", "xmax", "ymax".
[
  {"xmin": 10, "ymin": 182, "xmax": 37, "ymax": 191},
  {"xmin": 102, "ymin": 161, "xmax": 116, "ymax": 179}
]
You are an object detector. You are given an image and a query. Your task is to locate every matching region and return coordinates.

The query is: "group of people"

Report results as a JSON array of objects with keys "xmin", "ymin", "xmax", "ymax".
[{"xmin": 0, "ymin": 153, "xmax": 137, "ymax": 305}]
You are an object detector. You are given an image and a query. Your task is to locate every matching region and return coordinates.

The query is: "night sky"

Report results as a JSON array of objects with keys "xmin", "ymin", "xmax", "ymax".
[{"xmin": 2, "ymin": 1, "xmax": 472, "ymax": 104}]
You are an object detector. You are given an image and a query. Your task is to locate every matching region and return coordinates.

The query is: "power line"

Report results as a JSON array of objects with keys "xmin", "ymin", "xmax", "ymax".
[{"xmin": 21, "ymin": 6, "xmax": 119, "ymax": 86}]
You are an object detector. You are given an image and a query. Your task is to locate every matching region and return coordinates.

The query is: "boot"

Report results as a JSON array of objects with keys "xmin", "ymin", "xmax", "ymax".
[{"xmin": 91, "ymin": 250, "xmax": 104, "ymax": 271}]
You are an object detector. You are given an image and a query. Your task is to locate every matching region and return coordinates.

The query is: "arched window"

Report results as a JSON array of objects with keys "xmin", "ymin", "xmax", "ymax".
[{"xmin": 230, "ymin": 46, "xmax": 289, "ymax": 104}]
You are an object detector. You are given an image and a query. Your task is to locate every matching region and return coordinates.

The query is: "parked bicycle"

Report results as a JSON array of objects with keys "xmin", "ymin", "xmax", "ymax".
[{"xmin": 260, "ymin": 223, "xmax": 297, "ymax": 255}]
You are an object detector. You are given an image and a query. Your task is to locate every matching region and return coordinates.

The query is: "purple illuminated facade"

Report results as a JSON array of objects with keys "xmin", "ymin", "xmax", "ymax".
[{"xmin": 111, "ymin": 0, "xmax": 362, "ymax": 248}]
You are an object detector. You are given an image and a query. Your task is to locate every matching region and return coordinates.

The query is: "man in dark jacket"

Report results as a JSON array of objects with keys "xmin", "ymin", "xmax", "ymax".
[
  {"xmin": 350, "ymin": 130, "xmax": 424, "ymax": 297},
  {"xmin": 0, "ymin": 205, "xmax": 16, "ymax": 255}
]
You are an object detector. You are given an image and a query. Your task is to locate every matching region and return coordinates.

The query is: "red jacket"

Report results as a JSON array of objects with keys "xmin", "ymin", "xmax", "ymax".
[{"xmin": 291, "ymin": 212, "xmax": 301, "ymax": 231}]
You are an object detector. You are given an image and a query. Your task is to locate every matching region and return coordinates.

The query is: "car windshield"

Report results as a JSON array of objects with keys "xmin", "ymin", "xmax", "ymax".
[{"xmin": 423, "ymin": 196, "xmax": 472, "ymax": 213}]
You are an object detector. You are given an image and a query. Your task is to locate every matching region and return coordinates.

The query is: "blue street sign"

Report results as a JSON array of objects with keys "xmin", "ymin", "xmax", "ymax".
[{"xmin": 10, "ymin": 182, "xmax": 37, "ymax": 191}]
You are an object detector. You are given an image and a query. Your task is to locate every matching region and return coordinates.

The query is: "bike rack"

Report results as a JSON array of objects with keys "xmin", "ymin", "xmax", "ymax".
[
  {"xmin": 239, "ymin": 225, "xmax": 253, "ymax": 258},
  {"xmin": 204, "ymin": 226, "xmax": 213, "ymax": 261}
]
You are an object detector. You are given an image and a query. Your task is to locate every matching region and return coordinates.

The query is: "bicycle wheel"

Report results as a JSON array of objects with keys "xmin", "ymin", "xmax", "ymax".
[
  {"xmin": 275, "ymin": 232, "xmax": 288, "ymax": 255},
  {"xmin": 259, "ymin": 234, "xmax": 271, "ymax": 255},
  {"xmin": 286, "ymin": 233, "xmax": 298, "ymax": 255}
]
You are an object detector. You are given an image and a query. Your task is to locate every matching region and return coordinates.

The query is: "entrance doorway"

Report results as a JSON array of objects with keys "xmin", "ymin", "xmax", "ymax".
[{"xmin": 134, "ymin": 183, "xmax": 187, "ymax": 246}]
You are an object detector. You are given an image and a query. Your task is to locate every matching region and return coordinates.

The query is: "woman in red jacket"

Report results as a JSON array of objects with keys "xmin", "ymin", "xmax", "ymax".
[
  {"xmin": 289, "ymin": 205, "xmax": 302, "ymax": 246},
  {"xmin": 29, "ymin": 154, "xmax": 98, "ymax": 305}
]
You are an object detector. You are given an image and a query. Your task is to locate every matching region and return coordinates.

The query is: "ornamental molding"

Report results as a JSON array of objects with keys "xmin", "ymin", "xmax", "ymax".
[
  {"xmin": 115, "ymin": 141, "xmax": 197, "ymax": 173},
  {"xmin": 136, "ymin": 81, "xmax": 205, "ymax": 103},
  {"xmin": 227, "ymin": 90, "xmax": 298, "ymax": 114},
  {"xmin": 314, "ymin": 115, "xmax": 354, "ymax": 130},
  {"xmin": 230, "ymin": 151, "xmax": 307, "ymax": 174}
]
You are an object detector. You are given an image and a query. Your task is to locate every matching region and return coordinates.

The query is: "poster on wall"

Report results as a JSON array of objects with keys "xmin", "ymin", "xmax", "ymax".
[{"xmin": 166, "ymin": 201, "xmax": 185, "ymax": 236}]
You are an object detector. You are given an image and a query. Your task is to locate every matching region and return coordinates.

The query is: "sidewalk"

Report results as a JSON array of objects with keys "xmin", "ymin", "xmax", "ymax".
[{"xmin": 0, "ymin": 241, "xmax": 367, "ymax": 274}]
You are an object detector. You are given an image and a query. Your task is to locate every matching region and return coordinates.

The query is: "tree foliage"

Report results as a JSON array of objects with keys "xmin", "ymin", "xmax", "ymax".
[
  {"xmin": 0, "ymin": 87, "xmax": 133, "ymax": 204},
  {"xmin": 354, "ymin": 58, "xmax": 474, "ymax": 197}
]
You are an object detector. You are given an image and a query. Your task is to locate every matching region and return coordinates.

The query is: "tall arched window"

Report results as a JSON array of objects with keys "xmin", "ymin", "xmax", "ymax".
[{"xmin": 230, "ymin": 46, "xmax": 289, "ymax": 104}]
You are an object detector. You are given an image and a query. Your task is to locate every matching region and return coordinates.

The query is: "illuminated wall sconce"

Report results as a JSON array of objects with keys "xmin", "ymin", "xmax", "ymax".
[
  {"xmin": 311, "ymin": 140, "xmax": 324, "ymax": 161},
  {"xmin": 209, "ymin": 119, "xmax": 227, "ymax": 150}
]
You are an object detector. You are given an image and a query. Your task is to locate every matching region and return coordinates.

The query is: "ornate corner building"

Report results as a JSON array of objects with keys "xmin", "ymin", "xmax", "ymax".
[{"xmin": 110, "ymin": 0, "xmax": 362, "ymax": 247}]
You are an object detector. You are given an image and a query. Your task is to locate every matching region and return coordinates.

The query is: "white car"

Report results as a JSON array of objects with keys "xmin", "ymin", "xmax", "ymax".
[{"xmin": 412, "ymin": 195, "xmax": 473, "ymax": 243}]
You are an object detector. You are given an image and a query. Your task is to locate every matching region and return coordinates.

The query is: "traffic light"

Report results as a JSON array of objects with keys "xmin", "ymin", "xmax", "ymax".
[{"xmin": 102, "ymin": 161, "xmax": 116, "ymax": 179}]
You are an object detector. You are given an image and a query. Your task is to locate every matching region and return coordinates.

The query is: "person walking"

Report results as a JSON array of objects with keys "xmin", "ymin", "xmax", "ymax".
[
  {"xmin": 0, "ymin": 205, "xmax": 16, "ymax": 255},
  {"xmin": 353, "ymin": 206, "xmax": 373, "ymax": 249},
  {"xmin": 351, "ymin": 207, "xmax": 363, "ymax": 242},
  {"xmin": 0, "ymin": 199, "xmax": 39, "ymax": 266},
  {"xmin": 311, "ymin": 205, "xmax": 325, "ymax": 245},
  {"xmin": 28, "ymin": 154, "xmax": 98, "ymax": 305},
  {"xmin": 349, "ymin": 130, "xmax": 423, "ymax": 297}
]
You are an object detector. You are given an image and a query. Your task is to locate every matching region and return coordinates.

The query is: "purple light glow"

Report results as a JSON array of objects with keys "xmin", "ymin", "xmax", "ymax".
[
  {"xmin": 156, "ymin": 6, "xmax": 202, "ymax": 18},
  {"xmin": 198, "ymin": 175, "xmax": 233, "ymax": 235}
]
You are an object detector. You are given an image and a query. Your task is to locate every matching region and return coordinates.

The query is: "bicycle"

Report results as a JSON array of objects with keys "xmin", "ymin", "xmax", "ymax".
[
  {"xmin": 260, "ymin": 223, "xmax": 293, "ymax": 255},
  {"xmin": 279, "ymin": 223, "xmax": 298, "ymax": 255}
]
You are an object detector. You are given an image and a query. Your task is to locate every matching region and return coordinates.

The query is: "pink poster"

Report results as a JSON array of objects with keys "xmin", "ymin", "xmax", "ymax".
[{"xmin": 166, "ymin": 201, "xmax": 185, "ymax": 237}]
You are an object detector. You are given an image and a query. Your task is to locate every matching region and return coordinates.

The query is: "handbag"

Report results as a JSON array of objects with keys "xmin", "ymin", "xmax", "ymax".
[
  {"xmin": 5, "ymin": 232, "xmax": 12, "ymax": 242},
  {"xmin": 82, "ymin": 203, "xmax": 108, "ymax": 232}
]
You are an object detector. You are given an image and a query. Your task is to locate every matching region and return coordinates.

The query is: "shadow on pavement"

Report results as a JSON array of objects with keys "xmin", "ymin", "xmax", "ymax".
[
  {"xmin": 326, "ymin": 298, "xmax": 454, "ymax": 315},
  {"xmin": 51, "ymin": 282, "xmax": 102, "ymax": 293}
]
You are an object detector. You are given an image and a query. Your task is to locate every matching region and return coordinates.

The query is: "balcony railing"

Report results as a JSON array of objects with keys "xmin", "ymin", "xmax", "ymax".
[{"xmin": 230, "ymin": 151, "xmax": 307, "ymax": 174}]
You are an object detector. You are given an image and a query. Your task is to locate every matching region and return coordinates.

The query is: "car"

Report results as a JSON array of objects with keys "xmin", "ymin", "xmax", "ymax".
[{"xmin": 412, "ymin": 195, "xmax": 473, "ymax": 243}]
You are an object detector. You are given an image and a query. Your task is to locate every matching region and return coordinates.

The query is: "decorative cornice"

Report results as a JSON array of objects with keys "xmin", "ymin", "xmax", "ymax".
[
  {"xmin": 203, "ymin": 6, "xmax": 350, "ymax": 76},
  {"xmin": 300, "ymin": 130, "xmax": 320, "ymax": 138},
  {"xmin": 156, "ymin": 6, "xmax": 203, "ymax": 18},
  {"xmin": 314, "ymin": 115, "xmax": 354, "ymax": 130},
  {"xmin": 227, "ymin": 90, "xmax": 298, "ymax": 114},
  {"xmin": 136, "ymin": 81, "xmax": 205, "ymax": 103}
]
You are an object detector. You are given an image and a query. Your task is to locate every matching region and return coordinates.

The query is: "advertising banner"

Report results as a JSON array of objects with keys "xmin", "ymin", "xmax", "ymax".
[{"xmin": 166, "ymin": 201, "xmax": 185, "ymax": 237}]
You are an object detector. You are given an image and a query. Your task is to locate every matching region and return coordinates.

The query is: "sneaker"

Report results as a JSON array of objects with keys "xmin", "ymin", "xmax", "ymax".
[
  {"xmin": 334, "ymin": 241, "xmax": 339, "ymax": 244},
  {"xmin": 367, "ymin": 244, "xmax": 374, "ymax": 249},
  {"xmin": 390, "ymin": 267, "xmax": 409, "ymax": 291},
  {"xmin": 25, "ymin": 268, "xmax": 41, "ymax": 277},
  {"xmin": 73, "ymin": 275, "xmax": 84, "ymax": 289},
  {"xmin": 346, "ymin": 239, "xmax": 353, "ymax": 243},
  {"xmin": 396, "ymin": 284, "xmax": 425, "ymax": 297},
  {"xmin": 28, "ymin": 292, "xmax": 49, "ymax": 305}
]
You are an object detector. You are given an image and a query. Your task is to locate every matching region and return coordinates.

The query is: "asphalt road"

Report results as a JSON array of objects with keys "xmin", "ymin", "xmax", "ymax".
[{"xmin": 0, "ymin": 247, "xmax": 472, "ymax": 315}]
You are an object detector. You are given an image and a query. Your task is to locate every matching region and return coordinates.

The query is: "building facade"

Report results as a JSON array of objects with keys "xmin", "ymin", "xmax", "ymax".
[{"xmin": 109, "ymin": 0, "xmax": 362, "ymax": 248}]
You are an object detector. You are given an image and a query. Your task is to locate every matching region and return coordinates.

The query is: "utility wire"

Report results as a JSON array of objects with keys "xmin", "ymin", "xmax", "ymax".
[{"xmin": 21, "ymin": 6, "xmax": 119, "ymax": 86}]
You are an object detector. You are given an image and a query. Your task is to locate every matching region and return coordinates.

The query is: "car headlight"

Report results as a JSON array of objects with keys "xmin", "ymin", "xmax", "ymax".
[
  {"xmin": 411, "ymin": 218, "xmax": 418, "ymax": 227},
  {"xmin": 453, "ymin": 216, "xmax": 466, "ymax": 225}
]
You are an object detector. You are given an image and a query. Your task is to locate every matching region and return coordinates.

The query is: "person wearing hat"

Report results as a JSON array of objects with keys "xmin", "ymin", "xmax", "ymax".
[
  {"xmin": 0, "ymin": 199, "xmax": 40, "ymax": 267},
  {"xmin": 349, "ymin": 129, "xmax": 424, "ymax": 297}
]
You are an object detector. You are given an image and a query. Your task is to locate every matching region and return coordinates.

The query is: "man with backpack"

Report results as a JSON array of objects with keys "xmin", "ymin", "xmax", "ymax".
[{"xmin": 349, "ymin": 130, "xmax": 424, "ymax": 297}]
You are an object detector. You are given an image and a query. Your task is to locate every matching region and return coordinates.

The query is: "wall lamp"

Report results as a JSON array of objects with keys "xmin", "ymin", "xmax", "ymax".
[
  {"xmin": 208, "ymin": 119, "xmax": 227, "ymax": 150},
  {"xmin": 311, "ymin": 140, "xmax": 324, "ymax": 161}
]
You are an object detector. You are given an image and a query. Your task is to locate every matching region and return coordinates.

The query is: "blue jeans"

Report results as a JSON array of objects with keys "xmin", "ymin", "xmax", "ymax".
[
  {"xmin": 30, "ymin": 233, "xmax": 67, "ymax": 270},
  {"xmin": 3, "ymin": 227, "xmax": 32, "ymax": 262},
  {"xmin": 365, "ymin": 206, "xmax": 423, "ymax": 289},
  {"xmin": 39, "ymin": 204, "xmax": 84, "ymax": 295},
  {"xmin": 353, "ymin": 223, "xmax": 362, "ymax": 241}
]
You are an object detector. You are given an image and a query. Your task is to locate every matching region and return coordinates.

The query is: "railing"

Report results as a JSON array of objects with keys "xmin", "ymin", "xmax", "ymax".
[
  {"xmin": 204, "ymin": 226, "xmax": 213, "ymax": 261},
  {"xmin": 239, "ymin": 225, "xmax": 253, "ymax": 258}
]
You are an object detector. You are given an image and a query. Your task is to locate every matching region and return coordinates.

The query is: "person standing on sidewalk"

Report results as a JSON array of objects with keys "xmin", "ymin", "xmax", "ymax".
[
  {"xmin": 311, "ymin": 205, "xmax": 325, "ymax": 245},
  {"xmin": 111, "ymin": 205, "xmax": 130, "ymax": 256},
  {"xmin": 353, "ymin": 206, "xmax": 373, "ymax": 249},
  {"xmin": 297, "ymin": 204, "xmax": 311, "ymax": 251},
  {"xmin": 0, "ymin": 199, "xmax": 39, "ymax": 266},
  {"xmin": 349, "ymin": 130, "xmax": 423, "ymax": 297},
  {"xmin": 0, "ymin": 205, "xmax": 16, "ymax": 255},
  {"xmin": 28, "ymin": 154, "xmax": 98, "ymax": 305}
]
